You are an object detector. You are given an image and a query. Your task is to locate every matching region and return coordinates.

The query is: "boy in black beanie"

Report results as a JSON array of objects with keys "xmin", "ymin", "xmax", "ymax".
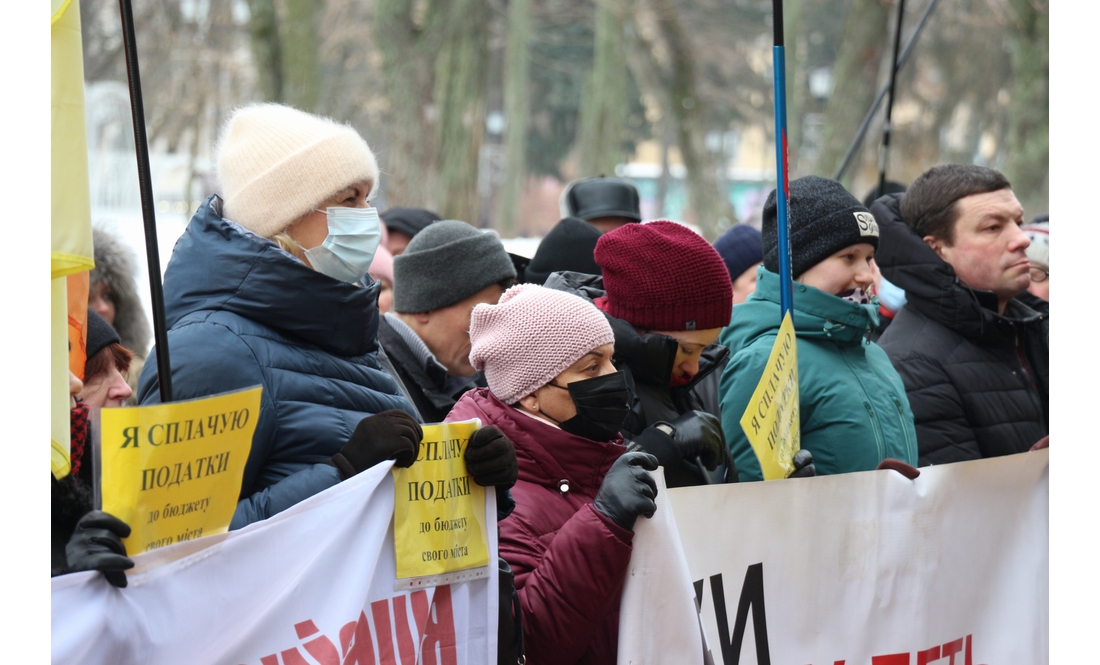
[{"xmin": 718, "ymin": 176, "xmax": 918, "ymax": 480}]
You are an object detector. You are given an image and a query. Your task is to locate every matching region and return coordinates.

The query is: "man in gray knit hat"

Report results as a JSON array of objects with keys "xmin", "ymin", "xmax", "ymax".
[{"xmin": 379, "ymin": 220, "xmax": 517, "ymax": 422}]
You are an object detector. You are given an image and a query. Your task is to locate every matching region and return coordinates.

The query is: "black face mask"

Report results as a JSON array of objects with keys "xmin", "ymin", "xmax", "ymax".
[{"xmin": 543, "ymin": 371, "xmax": 632, "ymax": 442}]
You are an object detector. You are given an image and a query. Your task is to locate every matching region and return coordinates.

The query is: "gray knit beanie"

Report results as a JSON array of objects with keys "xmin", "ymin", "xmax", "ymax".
[
  {"xmin": 393, "ymin": 220, "xmax": 517, "ymax": 313},
  {"xmin": 762, "ymin": 175, "xmax": 879, "ymax": 278}
]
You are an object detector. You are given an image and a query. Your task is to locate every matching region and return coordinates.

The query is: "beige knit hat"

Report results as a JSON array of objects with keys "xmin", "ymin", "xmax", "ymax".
[{"xmin": 215, "ymin": 103, "xmax": 379, "ymax": 238}]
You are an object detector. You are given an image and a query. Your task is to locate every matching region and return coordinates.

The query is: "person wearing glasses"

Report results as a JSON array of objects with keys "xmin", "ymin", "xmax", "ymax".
[{"xmin": 870, "ymin": 164, "xmax": 1048, "ymax": 466}]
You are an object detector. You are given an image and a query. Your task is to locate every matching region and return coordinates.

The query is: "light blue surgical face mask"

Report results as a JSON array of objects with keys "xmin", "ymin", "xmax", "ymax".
[
  {"xmin": 302, "ymin": 206, "xmax": 381, "ymax": 284},
  {"xmin": 876, "ymin": 276, "xmax": 907, "ymax": 312}
]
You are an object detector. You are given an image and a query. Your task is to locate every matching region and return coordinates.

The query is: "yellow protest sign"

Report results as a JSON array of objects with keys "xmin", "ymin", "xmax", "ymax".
[
  {"xmin": 99, "ymin": 386, "xmax": 260, "ymax": 554},
  {"xmin": 739, "ymin": 312, "xmax": 801, "ymax": 480},
  {"xmin": 392, "ymin": 419, "xmax": 490, "ymax": 585}
]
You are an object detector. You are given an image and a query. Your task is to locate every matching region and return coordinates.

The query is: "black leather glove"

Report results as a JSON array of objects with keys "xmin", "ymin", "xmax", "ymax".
[
  {"xmin": 629, "ymin": 410, "xmax": 723, "ymax": 471},
  {"xmin": 65, "ymin": 510, "xmax": 134, "ymax": 588},
  {"xmin": 332, "ymin": 409, "xmax": 423, "ymax": 480},
  {"xmin": 593, "ymin": 451, "xmax": 659, "ymax": 531},
  {"xmin": 465, "ymin": 426, "xmax": 518, "ymax": 489},
  {"xmin": 787, "ymin": 448, "xmax": 816, "ymax": 478}
]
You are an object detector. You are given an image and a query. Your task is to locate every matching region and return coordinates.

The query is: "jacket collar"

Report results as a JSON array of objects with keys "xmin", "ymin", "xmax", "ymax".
[
  {"xmin": 454, "ymin": 388, "xmax": 624, "ymax": 494},
  {"xmin": 737, "ymin": 268, "xmax": 878, "ymax": 345},
  {"xmin": 163, "ymin": 195, "xmax": 382, "ymax": 357},
  {"xmin": 870, "ymin": 194, "xmax": 1044, "ymax": 345}
]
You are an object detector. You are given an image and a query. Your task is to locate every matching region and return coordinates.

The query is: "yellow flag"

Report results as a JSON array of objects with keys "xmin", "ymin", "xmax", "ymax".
[
  {"xmin": 52, "ymin": 0, "xmax": 95, "ymax": 479},
  {"xmin": 52, "ymin": 0, "xmax": 95, "ymax": 278},
  {"xmin": 739, "ymin": 312, "xmax": 801, "ymax": 480}
]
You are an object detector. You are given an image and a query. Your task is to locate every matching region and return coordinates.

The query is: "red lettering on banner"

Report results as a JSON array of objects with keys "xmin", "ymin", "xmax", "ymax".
[
  {"xmin": 940, "ymin": 637, "xmax": 963, "ymax": 665},
  {"xmin": 916, "ymin": 646, "xmax": 940, "ymax": 665},
  {"xmin": 371, "ymin": 599, "xmax": 396, "ymax": 664},
  {"xmin": 871, "ymin": 654, "xmax": 909, "ymax": 665},
  {"xmin": 392, "ymin": 594, "xmax": 418, "ymax": 664},
  {"xmin": 339, "ymin": 620, "xmax": 358, "ymax": 660},
  {"xmin": 411, "ymin": 589, "xmax": 430, "ymax": 637},
  {"xmin": 293, "ymin": 620, "xmax": 340, "ymax": 665},
  {"xmin": 260, "ymin": 656, "xmax": 279, "ymax": 665},
  {"xmin": 422, "ymin": 585, "xmax": 458, "ymax": 665},
  {"xmin": 279, "ymin": 647, "xmax": 311, "ymax": 665},
  {"xmin": 342, "ymin": 611, "xmax": 377, "ymax": 665}
]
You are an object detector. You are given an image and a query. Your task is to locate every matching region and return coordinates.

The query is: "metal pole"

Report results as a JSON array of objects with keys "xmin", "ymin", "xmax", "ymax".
[
  {"xmin": 118, "ymin": 0, "xmax": 173, "ymax": 402},
  {"xmin": 772, "ymin": 0, "xmax": 794, "ymax": 318},
  {"xmin": 833, "ymin": 0, "xmax": 940, "ymax": 182},
  {"xmin": 878, "ymin": 0, "xmax": 906, "ymax": 194}
]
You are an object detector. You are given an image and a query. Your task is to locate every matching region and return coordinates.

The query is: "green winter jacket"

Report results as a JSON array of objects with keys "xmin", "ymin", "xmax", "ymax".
[{"xmin": 718, "ymin": 267, "xmax": 918, "ymax": 481}]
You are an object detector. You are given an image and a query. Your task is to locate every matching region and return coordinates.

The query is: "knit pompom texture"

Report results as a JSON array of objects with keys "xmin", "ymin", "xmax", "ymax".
[
  {"xmin": 216, "ymin": 103, "xmax": 379, "ymax": 238},
  {"xmin": 469, "ymin": 284, "xmax": 614, "ymax": 404},
  {"xmin": 595, "ymin": 220, "xmax": 733, "ymax": 331}
]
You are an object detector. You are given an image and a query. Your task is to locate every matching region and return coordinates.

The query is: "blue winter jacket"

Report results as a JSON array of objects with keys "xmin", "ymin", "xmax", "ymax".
[{"xmin": 138, "ymin": 196, "xmax": 416, "ymax": 528}]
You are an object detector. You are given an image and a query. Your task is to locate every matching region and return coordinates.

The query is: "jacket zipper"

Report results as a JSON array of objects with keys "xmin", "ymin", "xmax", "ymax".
[
  {"xmin": 892, "ymin": 397, "xmax": 915, "ymax": 463},
  {"xmin": 864, "ymin": 401, "xmax": 884, "ymax": 459}
]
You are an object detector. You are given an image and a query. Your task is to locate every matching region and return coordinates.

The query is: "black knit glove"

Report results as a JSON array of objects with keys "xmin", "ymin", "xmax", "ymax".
[
  {"xmin": 593, "ymin": 452, "xmax": 659, "ymax": 531},
  {"xmin": 65, "ymin": 510, "xmax": 134, "ymax": 588},
  {"xmin": 788, "ymin": 449, "xmax": 816, "ymax": 478},
  {"xmin": 629, "ymin": 410, "xmax": 723, "ymax": 471},
  {"xmin": 465, "ymin": 426, "xmax": 518, "ymax": 488},
  {"xmin": 332, "ymin": 410, "xmax": 423, "ymax": 480}
]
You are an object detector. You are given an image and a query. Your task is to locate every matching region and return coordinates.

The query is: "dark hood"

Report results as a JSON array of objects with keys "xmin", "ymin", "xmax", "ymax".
[
  {"xmin": 870, "ymin": 194, "xmax": 1041, "ymax": 345},
  {"xmin": 163, "ymin": 195, "xmax": 382, "ymax": 357}
]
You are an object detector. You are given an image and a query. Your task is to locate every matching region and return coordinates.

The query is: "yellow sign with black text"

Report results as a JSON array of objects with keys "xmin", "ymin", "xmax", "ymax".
[
  {"xmin": 739, "ymin": 312, "xmax": 801, "ymax": 479},
  {"xmin": 98, "ymin": 386, "xmax": 260, "ymax": 553},
  {"xmin": 392, "ymin": 419, "xmax": 490, "ymax": 583}
]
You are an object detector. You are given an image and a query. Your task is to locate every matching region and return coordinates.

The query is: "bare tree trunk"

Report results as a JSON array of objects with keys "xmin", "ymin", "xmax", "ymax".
[
  {"xmin": 283, "ymin": 0, "xmax": 322, "ymax": 111},
  {"xmin": 432, "ymin": 0, "xmax": 491, "ymax": 223},
  {"xmin": 245, "ymin": 0, "xmax": 283, "ymax": 102},
  {"xmin": 1003, "ymin": 0, "xmax": 1048, "ymax": 213},
  {"xmin": 499, "ymin": 0, "xmax": 532, "ymax": 234},
  {"xmin": 814, "ymin": 0, "xmax": 890, "ymax": 183},
  {"xmin": 374, "ymin": 0, "xmax": 440, "ymax": 209},
  {"xmin": 578, "ymin": 0, "xmax": 628, "ymax": 177},
  {"xmin": 622, "ymin": 0, "xmax": 731, "ymax": 239}
]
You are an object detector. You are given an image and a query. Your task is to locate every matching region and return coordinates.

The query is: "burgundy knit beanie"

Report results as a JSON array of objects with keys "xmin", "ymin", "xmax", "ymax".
[
  {"xmin": 594, "ymin": 221, "xmax": 733, "ymax": 331},
  {"xmin": 469, "ymin": 284, "xmax": 614, "ymax": 404}
]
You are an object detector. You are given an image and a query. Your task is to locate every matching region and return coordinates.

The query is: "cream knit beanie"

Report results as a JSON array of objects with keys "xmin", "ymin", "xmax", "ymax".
[
  {"xmin": 215, "ymin": 103, "xmax": 379, "ymax": 238},
  {"xmin": 469, "ymin": 284, "xmax": 615, "ymax": 404}
]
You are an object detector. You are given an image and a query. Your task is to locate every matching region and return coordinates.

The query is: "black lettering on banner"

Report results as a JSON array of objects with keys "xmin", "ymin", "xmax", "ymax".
[
  {"xmin": 148, "ymin": 423, "xmax": 164, "ymax": 446},
  {"xmin": 710, "ymin": 563, "xmax": 771, "ymax": 665},
  {"xmin": 121, "ymin": 426, "xmax": 140, "ymax": 449}
]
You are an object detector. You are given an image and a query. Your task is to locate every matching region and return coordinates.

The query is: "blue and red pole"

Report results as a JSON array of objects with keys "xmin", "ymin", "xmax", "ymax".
[{"xmin": 772, "ymin": 0, "xmax": 794, "ymax": 318}]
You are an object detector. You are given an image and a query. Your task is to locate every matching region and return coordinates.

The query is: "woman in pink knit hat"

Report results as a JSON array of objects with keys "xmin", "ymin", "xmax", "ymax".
[{"xmin": 447, "ymin": 284, "xmax": 661, "ymax": 665}]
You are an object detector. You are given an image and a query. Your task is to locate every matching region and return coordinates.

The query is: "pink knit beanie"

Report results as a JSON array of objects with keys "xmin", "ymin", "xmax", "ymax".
[{"xmin": 469, "ymin": 284, "xmax": 614, "ymax": 404}]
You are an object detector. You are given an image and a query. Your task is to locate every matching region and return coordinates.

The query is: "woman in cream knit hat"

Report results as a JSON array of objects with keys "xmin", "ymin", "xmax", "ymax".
[{"xmin": 138, "ymin": 103, "xmax": 421, "ymax": 529}]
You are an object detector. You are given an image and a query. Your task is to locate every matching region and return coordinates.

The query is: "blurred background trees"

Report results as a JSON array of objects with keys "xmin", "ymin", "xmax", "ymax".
[{"xmin": 79, "ymin": 0, "xmax": 1049, "ymax": 240}]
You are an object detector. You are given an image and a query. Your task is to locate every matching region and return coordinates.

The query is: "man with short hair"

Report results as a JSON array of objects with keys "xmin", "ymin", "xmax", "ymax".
[
  {"xmin": 380, "ymin": 220, "xmax": 517, "ymax": 422},
  {"xmin": 872, "ymin": 164, "xmax": 1048, "ymax": 465}
]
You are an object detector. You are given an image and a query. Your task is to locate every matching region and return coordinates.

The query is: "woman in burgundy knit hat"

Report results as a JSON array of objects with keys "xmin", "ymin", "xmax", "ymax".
[{"xmin": 544, "ymin": 220, "xmax": 738, "ymax": 488}]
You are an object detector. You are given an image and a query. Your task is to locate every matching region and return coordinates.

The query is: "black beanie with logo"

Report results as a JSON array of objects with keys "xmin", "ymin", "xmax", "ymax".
[{"xmin": 762, "ymin": 175, "xmax": 879, "ymax": 278}]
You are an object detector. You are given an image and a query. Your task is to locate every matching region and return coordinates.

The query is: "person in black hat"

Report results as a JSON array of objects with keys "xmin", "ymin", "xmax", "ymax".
[
  {"xmin": 380, "ymin": 206, "xmax": 442, "ymax": 256},
  {"xmin": 78, "ymin": 309, "xmax": 134, "ymax": 409},
  {"xmin": 560, "ymin": 177, "xmax": 641, "ymax": 234},
  {"xmin": 523, "ymin": 217, "xmax": 603, "ymax": 285}
]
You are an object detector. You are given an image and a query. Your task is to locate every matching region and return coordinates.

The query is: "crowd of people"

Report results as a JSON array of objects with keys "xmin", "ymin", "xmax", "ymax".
[{"xmin": 52, "ymin": 102, "xmax": 1049, "ymax": 664}]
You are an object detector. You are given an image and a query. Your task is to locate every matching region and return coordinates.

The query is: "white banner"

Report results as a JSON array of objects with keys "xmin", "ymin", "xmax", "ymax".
[
  {"xmin": 622, "ymin": 450, "xmax": 1048, "ymax": 665},
  {"xmin": 51, "ymin": 462, "xmax": 497, "ymax": 665}
]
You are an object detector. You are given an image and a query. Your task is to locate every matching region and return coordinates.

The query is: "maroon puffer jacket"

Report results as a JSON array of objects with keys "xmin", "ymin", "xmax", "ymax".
[{"xmin": 447, "ymin": 388, "xmax": 632, "ymax": 665}]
